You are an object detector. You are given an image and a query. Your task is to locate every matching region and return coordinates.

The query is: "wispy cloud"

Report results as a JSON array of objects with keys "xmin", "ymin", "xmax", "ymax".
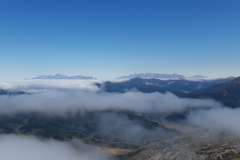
[
  {"xmin": 187, "ymin": 107, "xmax": 240, "ymax": 137},
  {"xmin": 98, "ymin": 112, "xmax": 176, "ymax": 143},
  {"xmin": 0, "ymin": 134, "xmax": 116, "ymax": 160},
  {"xmin": 0, "ymin": 90, "xmax": 222, "ymax": 115},
  {"xmin": 0, "ymin": 79, "xmax": 101, "ymax": 93}
]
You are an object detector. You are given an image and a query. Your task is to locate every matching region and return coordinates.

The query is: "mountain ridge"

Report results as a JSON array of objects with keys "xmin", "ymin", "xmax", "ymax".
[
  {"xmin": 96, "ymin": 77, "xmax": 235, "ymax": 97},
  {"xmin": 187, "ymin": 75, "xmax": 207, "ymax": 79},
  {"xmin": 116, "ymin": 73, "xmax": 210, "ymax": 79},
  {"xmin": 32, "ymin": 73, "xmax": 97, "ymax": 80},
  {"xmin": 188, "ymin": 76, "xmax": 240, "ymax": 108},
  {"xmin": 116, "ymin": 73, "xmax": 185, "ymax": 79}
]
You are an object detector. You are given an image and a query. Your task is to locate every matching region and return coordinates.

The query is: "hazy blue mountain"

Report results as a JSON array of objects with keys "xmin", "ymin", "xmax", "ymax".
[
  {"xmin": 116, "ymin": 73, "xmax": 185, "ymax": 79},
  {"xmin": 187, "ymin": 75, "xmax": 207, "ymax": 79},
  {"xmin": 0, "ymin": 89, "xmax": 25, "ymax": 95},
  {"xmin": 188, "ymin": 76, "xmax": 240, "ymax": 108},
  {"xmin": 97, "ymin": 77, "xmax": 234, "ymax": 96},
  {"xmin": 0, "ymin": 89, "xmax": 7, "ymax": 95},
  {"xmin": 33, "ymin": 73, "xmax": 96, "ymax": 80}
]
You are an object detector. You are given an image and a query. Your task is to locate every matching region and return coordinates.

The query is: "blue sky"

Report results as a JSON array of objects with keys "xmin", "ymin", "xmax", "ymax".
[{"xmin": 0, "ymin": 0, "xmax": 239, "ymax": 80}]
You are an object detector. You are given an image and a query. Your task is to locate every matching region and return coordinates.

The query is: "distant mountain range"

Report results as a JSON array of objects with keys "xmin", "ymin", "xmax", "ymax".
[
  {"xmin": 32, "ymin": 73, "xmax": 97, "ymax": 80},
  {"xmin": 115, "ymin": 73, "xmax": 208, "ymax": 79},
  {"xmin": 96, "ymin": 76, "xmax": 238, "ymax": 107},
  {"xmin": 188, "ymin": 76, "xmax": 240, "ymax": 108},
  {"xmin": 33, "ymin": 73, "xmax": 208, "ymax": 80},
  {"xmin": 187, "ymin": 75, "xmax": 207, "ymax": 79},
  {"xmin": 116, "ymin": 73, "xmax": 186, "ymax": 79},
  {"xmin": 97, "ymin": 77, "xmax": 234, "ymax": 95},
  {"xmin": 0, "ymin": 89, "xmax": 24, "ymax": 95}
]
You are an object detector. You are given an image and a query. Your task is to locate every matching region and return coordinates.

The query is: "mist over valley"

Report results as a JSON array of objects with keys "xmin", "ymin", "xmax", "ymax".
[
  {"xmin": 0, "ymin": 76, "xmax": 240, "ymax": 159},
  {"xmin": 1, "ymin": 0, "xmax": 239, "ymax": 159}
]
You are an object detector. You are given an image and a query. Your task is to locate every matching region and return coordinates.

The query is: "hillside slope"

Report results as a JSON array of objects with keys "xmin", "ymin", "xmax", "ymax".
[
  {"xmin": 189, "ymin": 77, "xmax": 240, "ymax": 108},
  {"xmin": 97, "ymin": 77, "xmax": 234, "ymax": 96}
]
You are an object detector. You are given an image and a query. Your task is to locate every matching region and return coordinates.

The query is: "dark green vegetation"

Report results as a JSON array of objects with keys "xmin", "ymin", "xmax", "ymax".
[
  {"xmin": 0, "ymin": 111, "xmax": 169, "ymax": 149},
  {"xmin": 97, "ymin": 77, "xmax": 234, "ymax": 96}
]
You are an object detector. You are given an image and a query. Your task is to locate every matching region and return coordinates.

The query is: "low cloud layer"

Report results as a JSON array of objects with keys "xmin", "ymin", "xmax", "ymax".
[
  {"xmin": 188, "ymin": 107, "xmax": 240, "ymax": 137},
  {"xmin": 0, "ymin": 90, "xmax": 222, "ymax": 115},
  {"xmin": 0, "ymin": 79, "xmax": 230, "ymax": 141},
  {"xmin": 98, "ymin": 113, "xmax": 176, "ymax": 144},
  {"xmin": 0, "ymin": 79, "xmax": 101, "ymax": 93},
  {"xmin": 0, "ymin": 134, "xmax": 115, "ymax": 160}
]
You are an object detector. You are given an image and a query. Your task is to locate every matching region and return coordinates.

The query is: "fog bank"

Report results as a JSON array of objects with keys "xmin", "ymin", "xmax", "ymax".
[
  {"xmin": 0, "ymin": 79, "xmax": 101, "ymax": 93},
  {"xmin": 188, "ymin": 107, "xmax": 240, "ymax": 137},
  {"xmin": 0, "ymin": 90, "xmax": 222, "ymax": 115},
  {"xmin": 98, "ymin": 113, "xmax": 176, "ymax": 143},
  {"xmin": 0, "ymin": 134, "xmax": 115, "ymax": 160}
]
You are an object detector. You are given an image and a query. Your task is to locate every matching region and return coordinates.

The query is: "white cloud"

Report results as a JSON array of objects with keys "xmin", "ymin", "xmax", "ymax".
[
  {"xmin": 98, "ymin": 112, "xmax": 175, "ymax": 143},
  {"xmin": 188, "ymin": 107, "xmax": 240, "ymax": 137},
  {"xmin": 0, "ymin": 79, "xmax": 101, "ymax": 93},
  {"xmin": 0, "ymin": 134, "xmax": 115, "ymax": 160},
  {"xmin": 0, "ymin": 90, "xmax": 222, "ymax": 115}
]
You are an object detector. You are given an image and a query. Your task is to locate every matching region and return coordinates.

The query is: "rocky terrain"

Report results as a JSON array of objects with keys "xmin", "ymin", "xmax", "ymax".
[{"xmin": 120, "ymin": 133, "xmax": 240, "ymax": 160}]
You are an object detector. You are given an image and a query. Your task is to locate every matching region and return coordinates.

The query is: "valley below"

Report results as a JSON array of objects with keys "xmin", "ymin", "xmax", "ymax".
[
  {"xmin": 0, "ymin": 76, "xmax": 240, "ymax": 159},
  {"xmin": 1, "ymin": 110, "xmax": 240, "ymax": 160}
]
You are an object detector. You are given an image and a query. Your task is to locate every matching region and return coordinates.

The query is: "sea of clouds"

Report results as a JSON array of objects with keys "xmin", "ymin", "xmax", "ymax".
[{"xmin": 0, "ymin": 79, "xmax": 240, "ymax": 159}]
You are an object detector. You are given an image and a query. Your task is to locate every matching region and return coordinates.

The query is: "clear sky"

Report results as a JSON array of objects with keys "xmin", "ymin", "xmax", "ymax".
[{"xmin": 0, "ymin": 0, "xmax": 239, "ymax": 80}]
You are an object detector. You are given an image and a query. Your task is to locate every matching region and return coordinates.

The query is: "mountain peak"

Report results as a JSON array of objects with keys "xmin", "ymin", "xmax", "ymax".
[
  {"xmin": 115, "ymin": 73, "xmax": 185, "ymax": 79},
  {"xmin": 187, "ymin": 75, "xmax": 207, "ymax": 79},
  {"xmin": 32, "ymin": 74, "xmax": 97, "ymax": 80}
]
